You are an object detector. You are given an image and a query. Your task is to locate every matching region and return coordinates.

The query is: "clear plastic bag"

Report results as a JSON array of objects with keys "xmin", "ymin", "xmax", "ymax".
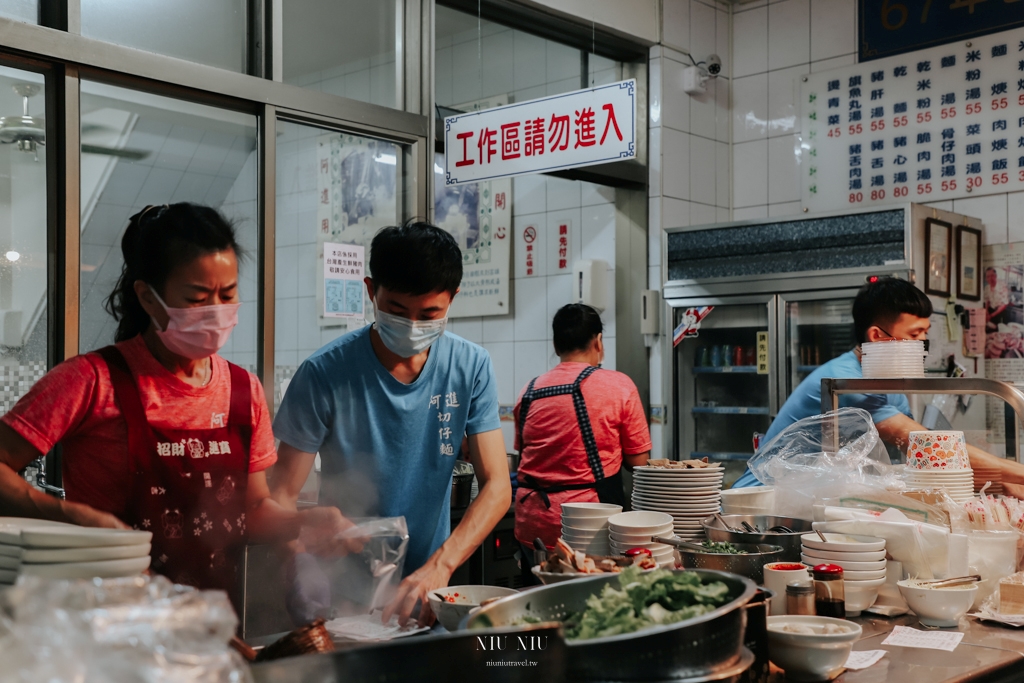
[
  {"xmin": 747, "ymin": 408, "xmax": 903, "ymax": 520},
  {"xmin": 0, "ymin": 574, "xmax": 250, "ymax": 683}
]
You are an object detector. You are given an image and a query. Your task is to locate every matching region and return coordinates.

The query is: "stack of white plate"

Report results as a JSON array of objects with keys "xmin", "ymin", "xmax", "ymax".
[
  {"xmin": 0, "ymin": 517, "xmax": 152, "ymax": 586},
  {"xmin": 801, "ymin": 533, "xmax": 887, "ymax": 617},
  {"xmin": 607, "ymin": 511, "xmax": 676, "ymax": 568},
  {"xmin": 904, "ymin": 469, "xmax": 975, "ymax": 502},
  {"xmin": 631, "ymin": 465, "xmax": 724, "ymax": 541},
  {"xmin": 861, "ymin": 340, "xmax": 925, "ymax": 378},
  {"xmin": 560, "ymin": 502, "xmax": 622, "ymax": 556}
]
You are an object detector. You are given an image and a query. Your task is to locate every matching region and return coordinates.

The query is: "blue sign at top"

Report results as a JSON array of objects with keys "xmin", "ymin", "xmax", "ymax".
[{"xmin": 859, "ymin": 0, "xmax": 1024, "ymax": 62}]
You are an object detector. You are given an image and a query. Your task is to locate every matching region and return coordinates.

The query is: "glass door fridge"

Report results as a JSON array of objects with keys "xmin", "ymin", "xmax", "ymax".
[
  {"xmin": 673, "ymin": 296, "xmax": 778, "ymax": 486},
  {"xmin": 778, "ymin": 290, "xmax": 860, "ymax": 404}
]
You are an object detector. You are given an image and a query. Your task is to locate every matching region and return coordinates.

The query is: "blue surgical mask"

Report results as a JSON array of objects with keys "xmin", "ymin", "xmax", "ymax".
[{"xmin": 372, "ymin": 303, "xmax": 448, "ymax": 358}]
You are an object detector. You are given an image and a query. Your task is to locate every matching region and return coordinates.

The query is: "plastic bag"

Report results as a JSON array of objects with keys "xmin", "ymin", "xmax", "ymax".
[
  {"xmin": 286, "ymin": 516, "xmax": 410, "ymax": 626},
  {"xmin": 0, "ymin": 574, "xmax": 250, "ymax": 683},
  {"xmin": 747, "ymin": 408, "xmax": 902, "ymax": 520}
]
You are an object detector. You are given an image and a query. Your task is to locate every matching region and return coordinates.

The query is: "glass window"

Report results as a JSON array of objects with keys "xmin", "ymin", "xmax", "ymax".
[
  {"xmin": 0, "ymin": 0, "xmax": 36, "ymax": 24},
  {"xmin": 78, "ymin": 82, "xmax": 258, "ymax": 371},
  {"xmin": 0, "ymin": 66, "xmax": 47, "ymax": 416},
  {"xmin": 434, "ymin": 5, "xmax": 624, "ymax": 110},
  {"xmin": 281, "ymin": 0, "xmax": 398, "ymax": 109},
  {"xmin": 81, "ymin": 0, "xmax": 247, "ymax": 73},
  {"xmin": 274, "ymin": 120, "xmax": 400, "ymax": 407}
]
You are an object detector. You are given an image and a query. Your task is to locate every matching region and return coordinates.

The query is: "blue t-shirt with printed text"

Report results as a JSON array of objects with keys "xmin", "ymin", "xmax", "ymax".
[
  {"xmin": 273, "ymin": 326, "xmax": 501, "ymax": 572},
  {"xmin": 733, "ymin": 350, "xmax": 911, "ymax": 488}
]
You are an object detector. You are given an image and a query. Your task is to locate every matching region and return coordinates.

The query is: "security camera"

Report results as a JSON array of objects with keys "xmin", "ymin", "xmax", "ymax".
[{"xmin": 706, "ymin": 54, "xmax": 722, "ymax": 77}]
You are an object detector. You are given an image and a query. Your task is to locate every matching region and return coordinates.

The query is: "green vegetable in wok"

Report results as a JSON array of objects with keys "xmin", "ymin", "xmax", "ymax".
[
  {"xmin": 562, "ymin": 567, "xmax": 731, "ymax": 641},
  {"xmin": 700, "ymin": 541, "xmax": 747, "ymax": 555}
]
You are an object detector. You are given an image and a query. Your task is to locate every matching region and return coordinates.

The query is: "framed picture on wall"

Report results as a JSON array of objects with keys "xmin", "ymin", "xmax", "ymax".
[
  {"xmin": 956, "ymin": 225, "xmax": 982, "ymax": 301},
  {"xmin": 924, "ymin": 218, "xmax": 952, "ymax": 297}
]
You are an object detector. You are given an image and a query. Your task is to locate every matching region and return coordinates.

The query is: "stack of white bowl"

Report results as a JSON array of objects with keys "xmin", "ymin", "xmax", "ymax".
[
  {"xmin": 800, "ymin": 532, "xmax": 887, "ymax": 617},
  {"xmin": 631, "ymin": 465, "xmax": 724, "ymax": 541},
  {"xmin": 560, "ymin": 503, "xmax": 622, "ymax": 556},
  {"xmin": 860, "ymin": 340, "xmax": 925, "ymax": 378},
  {"xmin": 607, "ymin": 511, "xmax": 676, "ymax": 568},
  {"xmin": 720, "ymin": 487, "xmax": 775, "ymax": 516},
  {"xmin": 0, "ymin": 517, "xmax": 152, "ymax": 586},
  {"xmin": 903, "ymin": 430, "xmax": 974, "ymax": 502}
]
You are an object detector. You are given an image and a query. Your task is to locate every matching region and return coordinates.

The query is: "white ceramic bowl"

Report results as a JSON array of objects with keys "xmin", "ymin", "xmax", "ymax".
[
  {"xmin": 607, "ymin": 511, "xmax": 674, "ymax": 534},
  {"xmin": 800, "ymin": 533, "xmax": 885, "ymax": 553},
  {"xmin": 766, "ymin": 616, "xmax": 862, "ymax": 682},
  {"xmin": 609, "ymin": 530, "xmax": 658, "ymax": 544},
  {"xmin": 840, "ymin": 568, "xmax": 887, "ymax": 581},
  {"xmin": 428, "ymin": 585, "xmax": 519, "ymax": 631},
  {"xmin": 844, "ymin": 577, "xmax": 886, "ymax": 616},
  {"xmin": 561, "ymin": 525, "xmax": 606, "ymax": 537},
  {"xmin": 800, "ymin": 555, "xmax": 886, "ymax": 572},
  {"xmin": 560, "ymin": 516, "xmax": 611, "ymax": 530},
  {"xmin": 721, "ymin": 503, "xmax": 773, "ymax": 515},
  {"xmin": 897, "ymin": 579, "xmax": 979, "ymax": 627},
  {"xmin": 560, "ymin": 503, "xmax": 622, "ymax": 518},
  {"xmin": 800, "ymin": 547, "xmax": 886, "ymax": 563},
  {"xmin": 721, "ymin": 487, "xmax": 774, "ymax": 503}
]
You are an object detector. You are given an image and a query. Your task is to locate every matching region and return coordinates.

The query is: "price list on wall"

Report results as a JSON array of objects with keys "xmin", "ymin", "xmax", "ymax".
[{"xmin": 801, "ymin": 26, "xmax": 1024, "ymax": 211}]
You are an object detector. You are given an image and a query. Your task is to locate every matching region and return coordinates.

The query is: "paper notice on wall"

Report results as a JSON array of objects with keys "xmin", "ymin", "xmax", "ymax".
[
  {"xmin": 434, "ymin": 153, "xmax": 511, "ymax": 318},
  {"xmin": 983, "ymin": 243, "xmax": 1024, "ymax": 449},
  {"xmin": 323, "ymin": 242, "xmax": 365, "ymax": 321},
  {"xmin": 316, "ymin": 132, "xmax": 397, "ymax": 328}
]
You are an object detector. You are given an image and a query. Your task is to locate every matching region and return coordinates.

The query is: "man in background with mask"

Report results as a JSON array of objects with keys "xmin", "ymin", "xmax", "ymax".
[{"xmin": 272, "ymin": 222, "xmax": 510, "ymax": 627}]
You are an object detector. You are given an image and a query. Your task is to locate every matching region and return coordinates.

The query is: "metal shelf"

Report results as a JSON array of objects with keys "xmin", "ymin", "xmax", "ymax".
[
  {"xmin": 692, "ymin": 406, "xmax": 770, "ymax": 415},
  {"xmin": 691, "ymin": 452, "xmax": 753, "ymax": 461},
  {"xmin": 692, "ymin": 366, "xmax": 759, "ymax": 374}
]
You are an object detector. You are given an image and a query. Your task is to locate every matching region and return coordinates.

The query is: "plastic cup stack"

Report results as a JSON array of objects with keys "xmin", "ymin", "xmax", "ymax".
[{"xmin": 860, "ymin": 340, "xmax": 925, "ymax": 378}]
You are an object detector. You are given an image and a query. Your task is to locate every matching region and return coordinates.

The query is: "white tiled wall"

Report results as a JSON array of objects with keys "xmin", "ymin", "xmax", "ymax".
[
  {"xmin": 649, "ymin": 0, "xmax": 733, "ymax": 459},
  {"xmin": 730, "ymin": 0, "xmax": 1024, "ymax": 236},
  {"xmin": 286, "ymin": 54, "xmax": 397, "ymax": 110}
]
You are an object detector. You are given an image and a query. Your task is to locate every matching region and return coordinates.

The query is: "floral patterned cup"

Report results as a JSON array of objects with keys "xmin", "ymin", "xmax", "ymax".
[{"xmin": 906, "ymin": 431, "xmax": 970, "ymax": 470}]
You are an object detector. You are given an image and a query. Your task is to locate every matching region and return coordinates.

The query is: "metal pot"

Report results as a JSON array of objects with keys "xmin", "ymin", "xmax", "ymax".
[
  {"xmin": 701, "ymin": 515, "xmax": 814, "ymax": 563},
  {"xmin": 452, "ymin": 473, "xmax": 474, "ymax": 508},
  {"xmin": 251, "ymin": 624, "xmax": 565, "ymax": 683},
  {"xmin": 672, "ymin": 543, "xmax": 785, "ymax": 585},
  {"xmin": 467, "ymin": 569, "xmax": 757, "ymax": 682}
]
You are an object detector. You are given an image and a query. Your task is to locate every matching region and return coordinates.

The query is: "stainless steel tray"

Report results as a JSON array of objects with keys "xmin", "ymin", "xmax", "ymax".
[
  {"xmin": 466, "ymin": 569, "xmax": 757, "ymax": 682},
  {"xmin": 702, "ymin": 515, "xmax": 814, "ymax": 563}
]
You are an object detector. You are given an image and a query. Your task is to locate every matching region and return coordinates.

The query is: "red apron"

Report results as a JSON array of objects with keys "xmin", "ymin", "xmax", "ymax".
[{"xmin": 97, "ymin": 346, "xmax": 251, "ymax": 601}]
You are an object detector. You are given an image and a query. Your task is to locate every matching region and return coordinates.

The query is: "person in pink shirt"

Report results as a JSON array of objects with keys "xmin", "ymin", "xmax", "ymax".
[
  {"xmin": 0, "ymin": 203, "xmax": 348, "ymax": 612},
  {"xmin": 514, "ymin": 303, "xmax": 651, "ymax": 582}
]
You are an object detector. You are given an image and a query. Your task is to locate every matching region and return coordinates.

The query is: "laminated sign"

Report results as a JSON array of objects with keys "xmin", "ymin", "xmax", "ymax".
[{"xmin": 443, "ymin": 80, "xmax": 636, "ymax": 185}]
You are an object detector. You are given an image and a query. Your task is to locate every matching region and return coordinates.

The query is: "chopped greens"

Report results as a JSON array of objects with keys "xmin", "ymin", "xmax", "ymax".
[
  {"xmin": 700, "ymin": 541, "xmax": 747, "ymax": 555},
  {"xmin": 562, "ymin": 567, "xmax": 732, "ymax": 641}
]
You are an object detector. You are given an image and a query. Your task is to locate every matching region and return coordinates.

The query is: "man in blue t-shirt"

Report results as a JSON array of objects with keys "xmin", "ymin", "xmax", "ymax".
[
  {"xmin": 272, "ymin": 222, "xmax": 510, "ymax": 626},
  {"xmin": 735, "ymin": 279, "xmax": 929, "ymax": 488}
]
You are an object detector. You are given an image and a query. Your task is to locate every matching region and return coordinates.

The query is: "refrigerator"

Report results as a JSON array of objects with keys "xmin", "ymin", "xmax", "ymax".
[{"xmin": 660, "ymin": 204, "xmax": 986, "ymax": 485}]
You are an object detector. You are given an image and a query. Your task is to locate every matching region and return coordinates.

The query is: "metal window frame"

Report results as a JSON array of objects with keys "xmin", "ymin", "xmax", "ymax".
[{"xmin": 0, "ymin": 11, "xmax": 431, "ymax": 417}]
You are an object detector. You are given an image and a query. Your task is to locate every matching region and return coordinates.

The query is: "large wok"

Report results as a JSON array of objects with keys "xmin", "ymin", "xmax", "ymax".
[{"xmin": 466, "ymin": 568, "xmax": 758, "ymax": 682}]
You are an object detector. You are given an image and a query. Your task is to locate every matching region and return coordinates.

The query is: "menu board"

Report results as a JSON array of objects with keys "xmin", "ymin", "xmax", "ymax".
[{"xmin": 801, "ymin": 26, "xmax": 1024, "ymax": 212}]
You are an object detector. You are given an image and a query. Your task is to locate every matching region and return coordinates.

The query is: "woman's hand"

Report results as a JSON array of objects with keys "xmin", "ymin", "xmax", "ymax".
[
  {"xmin": 60, "ymin": 500, "xmax": 129, "ymax": 529},
  {"xmin": 297, "ymin": 506, "xmax": 365, "ymax": 557}
]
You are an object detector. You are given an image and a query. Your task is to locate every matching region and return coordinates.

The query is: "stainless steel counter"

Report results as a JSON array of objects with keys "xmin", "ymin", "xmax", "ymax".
[{"xmin": 769, "ymin": 614, "xmax": 1024, "ymax": 683}]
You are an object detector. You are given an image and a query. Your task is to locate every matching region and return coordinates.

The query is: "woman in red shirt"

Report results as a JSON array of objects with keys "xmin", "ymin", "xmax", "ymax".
[
  {"xmin": 0, "ymin": 203, "xmax": 346, "ymax": 607},
  {"xmin": 514, "ymin": 304, "xmax": 651, "ymax": 581}
]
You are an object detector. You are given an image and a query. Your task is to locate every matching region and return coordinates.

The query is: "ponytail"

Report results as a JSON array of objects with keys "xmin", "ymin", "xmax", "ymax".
[{"xmin": 104, "ymin": 203, "xmax": 242, "ymax": 342}]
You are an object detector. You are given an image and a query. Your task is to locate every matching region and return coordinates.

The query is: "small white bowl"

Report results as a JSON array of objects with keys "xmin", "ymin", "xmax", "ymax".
[
  {"xmin": 766, "ymin": 615, "xmax": 862, "ymax": 682},
  {"xmin": 560, "ymin": 503, "xmax": 622, "ymax": 518},
  {"xmin": 428, "ymin": 585, "xmax": 519, "ymax": 631},
  {"xmin": 841, "ymin": 568, "xmax": 887, "ymax": 581},
  {"xmin": 561, "ymin": 524, "xmax": 606, "ymax": 536},
  {"xmin": 800, "ymin": 555, "xmax": 886, "ymax": 572},
  {"xmin": 897, "ymin": 579, "xmax": 979, "ymax": 627},
  {"xmin": 845, "ymin": 577, "xmax": 886, "ymax": 616},
  {"xmin": 560, "ymin": 516, "xmax": 611, "ymax": 530},
  {"xmin": 607, "ymin": 511, "xmax": 674, "ymax": 534},
  {"xmin": 721, "ymin": 487, "xmax": 774, "ymax": 503},
  {"xmin": 800, "ymin": 533, "xmax": 886, "ymax": 553},
  {"xmin": 800, "ymin": 547, "xmax": 886, "ymax": 563},
  {"xmin": 609, "ymin": 530, "xmax": 658, "ymax": 544}
]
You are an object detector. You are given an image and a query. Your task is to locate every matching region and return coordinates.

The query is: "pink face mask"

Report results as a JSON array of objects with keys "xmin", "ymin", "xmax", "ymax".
[{"xmin": 150, "ymin": 288, "xmax": 240, "ymax": 360}]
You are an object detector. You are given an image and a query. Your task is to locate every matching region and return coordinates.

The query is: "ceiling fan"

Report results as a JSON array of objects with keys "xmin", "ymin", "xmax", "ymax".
[{"xmin": 0, "ymin": 83, "xmax": 150, "ymax": 160}]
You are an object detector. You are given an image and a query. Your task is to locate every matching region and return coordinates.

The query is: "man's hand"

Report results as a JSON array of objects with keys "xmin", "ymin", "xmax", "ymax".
[
  {"xmin": 60, "ymin": 501, "xmax": 129, "ymax": 529},
  {"xmin": 381, "ymin": 555, "xmax": 454, "ymax": 627},
  {"xmin": 297, "ymin": 506, "xmax": 365, "ymax": 557}
]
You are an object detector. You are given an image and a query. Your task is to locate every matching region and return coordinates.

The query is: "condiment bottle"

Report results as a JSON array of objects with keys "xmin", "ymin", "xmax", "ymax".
[
  {"xmin": 812, "ymin": 564, "xmax": 846, "ymax": 618},
  {"xmin": 786, "ymin": 581, "xmax": 815, "ymax": 615}
]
